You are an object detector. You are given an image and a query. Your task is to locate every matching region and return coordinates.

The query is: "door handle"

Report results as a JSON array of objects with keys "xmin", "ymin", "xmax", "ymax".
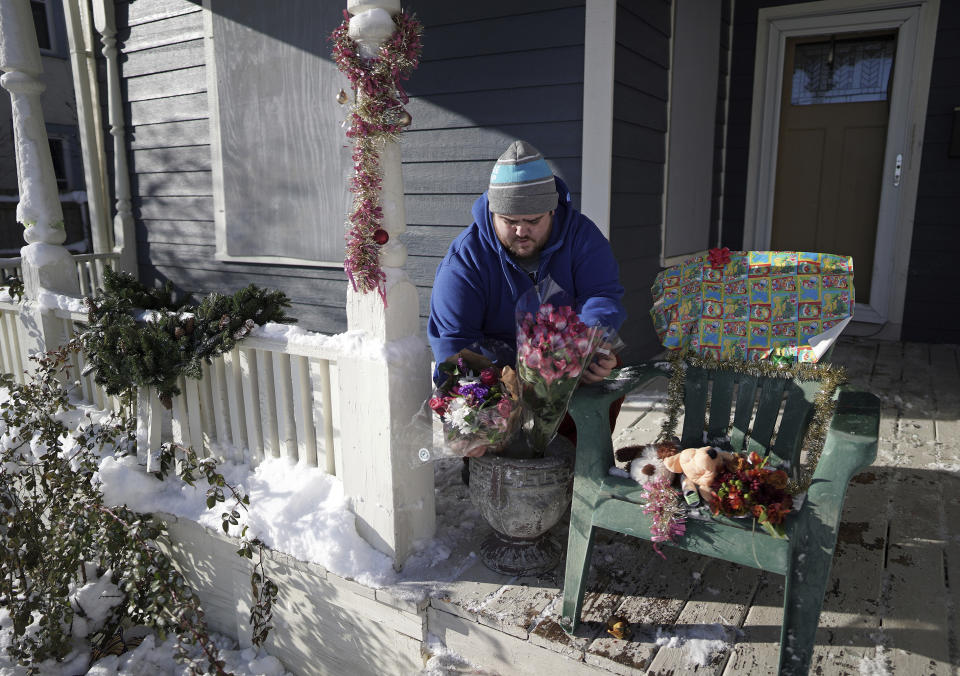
[{"xmin": 893, "ymin": 153, "xmax": 902, "ymax": 187}]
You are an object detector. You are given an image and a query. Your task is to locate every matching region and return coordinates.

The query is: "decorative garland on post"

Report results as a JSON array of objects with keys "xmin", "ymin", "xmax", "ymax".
[
  {"xmin": 656, "ymin": 350, "xmax": 847, "ymax": 493},
  {"xmin": 331, "ymin": 11, "xmax": 423, "ymax": 302}
]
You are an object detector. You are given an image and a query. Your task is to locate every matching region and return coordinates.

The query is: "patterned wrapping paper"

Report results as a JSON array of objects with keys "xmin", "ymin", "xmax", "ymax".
[{"xmin": 650, "ymin": 251, "xmax": 855, "ymax": 363}]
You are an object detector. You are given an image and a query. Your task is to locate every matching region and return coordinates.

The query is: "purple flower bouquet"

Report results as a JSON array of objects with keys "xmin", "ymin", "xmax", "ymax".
[{"xmin": 428, "ymin": 349, "xmax": 521, "ymax": 457}]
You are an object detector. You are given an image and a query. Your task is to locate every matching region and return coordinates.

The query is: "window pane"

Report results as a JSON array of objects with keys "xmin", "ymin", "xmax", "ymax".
[
  {"xmin": 791, "ymin": 35, "xmax": 895, "ymax": 106},
  {"xmin": 31, "ymin": 0, "xmax": 51, "ymax": 51}
]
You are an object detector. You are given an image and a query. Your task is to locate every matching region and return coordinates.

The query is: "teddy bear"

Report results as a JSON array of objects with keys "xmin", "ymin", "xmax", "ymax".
[{"xmin": 662, "ymin": 446, "xmax": 736, "ymax": 507}]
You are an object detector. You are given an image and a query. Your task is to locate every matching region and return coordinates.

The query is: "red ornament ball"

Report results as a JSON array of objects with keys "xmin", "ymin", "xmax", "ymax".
[{"xmin": 373, "ymin": 229, "xmax": 389, "ymax": 245}]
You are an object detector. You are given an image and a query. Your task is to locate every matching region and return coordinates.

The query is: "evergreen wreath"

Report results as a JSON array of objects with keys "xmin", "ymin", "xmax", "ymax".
[
  {"xmin": 78, "ymin": 269, "xmax": 295, "ymax": 407},
  {"xmin": 331, "ymin": 10, "xmax": 423, "ymax": 302},
  {"xmin": 656, "ymin": 350, "xmax": 847, "ymax": 493}
]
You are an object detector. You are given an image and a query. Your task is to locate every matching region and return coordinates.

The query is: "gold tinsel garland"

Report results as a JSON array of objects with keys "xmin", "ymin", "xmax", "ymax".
[{"xmin": 655, "ymin": 350, "xmax": 847, "ymax": 493}]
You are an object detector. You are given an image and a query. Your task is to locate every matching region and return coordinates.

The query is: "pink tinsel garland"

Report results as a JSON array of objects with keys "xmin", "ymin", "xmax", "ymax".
[
  {"xmin": 331, "ymin": 12, "xmax": 423, "ymax": 302},
  {"xmin": 642, "ymin": 476, "xmax": 686, "ymax": 559}
]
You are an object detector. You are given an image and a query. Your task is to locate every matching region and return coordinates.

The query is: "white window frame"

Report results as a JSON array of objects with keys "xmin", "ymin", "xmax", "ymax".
[{"xmin": 202, "ymin": 1, "xmax": 348, "ymax": 268}]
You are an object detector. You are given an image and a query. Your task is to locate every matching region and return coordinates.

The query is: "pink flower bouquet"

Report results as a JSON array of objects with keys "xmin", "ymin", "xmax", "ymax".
[
  {"xmin": 515, "ymin": 288, "xmax": 605, "ymax": 454},
  {"xmin": 428, "ymin": 349, "xmax": 521, "ymax": 457}
]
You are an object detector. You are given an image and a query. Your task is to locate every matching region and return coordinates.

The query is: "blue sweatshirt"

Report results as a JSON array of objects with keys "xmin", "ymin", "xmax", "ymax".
[{"xmin": 428, "ymin": 176, "xmax": 626, "ymax": 369}]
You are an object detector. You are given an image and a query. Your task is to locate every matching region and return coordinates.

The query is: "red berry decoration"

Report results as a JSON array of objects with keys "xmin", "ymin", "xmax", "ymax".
[{"xmin": 373, "ymin": 229, "xmax": 389, "ymax": 245}]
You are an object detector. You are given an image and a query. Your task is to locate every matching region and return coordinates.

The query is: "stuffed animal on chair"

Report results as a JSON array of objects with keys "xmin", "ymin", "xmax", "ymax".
[
  {"xmin": 614, "ymin": 440, "xmax": 680, "ymax": 484},
  {"xmin": 662, "ymin": 446, "xmax": 735, "ymax": 507}
]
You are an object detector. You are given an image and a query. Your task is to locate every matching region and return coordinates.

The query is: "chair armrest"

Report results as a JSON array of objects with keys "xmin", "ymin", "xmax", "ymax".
[
  {"xmin": 569, "ymin": 361, "xmax": 668, "ymax": 421},
  {"xmin": 802, "ymin": 387, "xmax": 881, "ymax": 526},
  {"xmin": 567, "ymin": 362, "xmax": 668, "ymax": 480}
]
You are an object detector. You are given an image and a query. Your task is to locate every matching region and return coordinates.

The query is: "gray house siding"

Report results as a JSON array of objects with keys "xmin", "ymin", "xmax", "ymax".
[
  {"xmin": 401, "ymin": 1, "xmax": 586, "ymax": 321},
  {"xmin": 902, "ymin": 1, "xmax": 960, "ymax": 343},
  {"xmin": 608, "ymin": 0, "xmax": 671, "ymax": 360},
  {"xmin": 115, "ymin": 0, "xmax": 589, "ymax": 334}
]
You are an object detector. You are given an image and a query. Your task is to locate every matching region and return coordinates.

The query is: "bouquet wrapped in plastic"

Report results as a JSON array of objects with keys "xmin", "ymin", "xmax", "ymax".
[
  {"xmin": 515, "ymin": 278, "xmax": 611, "ymax": 454},
  {"xmin": 426, "ymin": 348, "xmax": 521, "ymax": 458}
]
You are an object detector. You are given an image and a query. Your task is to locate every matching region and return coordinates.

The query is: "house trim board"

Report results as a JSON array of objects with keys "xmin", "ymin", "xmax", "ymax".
[
  {"xmin": 581, "ymin": 0, "xmax": 616, "ymax": 239},
  {"xmin": 661, "ymin": 0, "xmax": 723, "ymax": 265},
  {"xmin": 743, "ymin": 0, "xmax": 940, "ymax": 329}
]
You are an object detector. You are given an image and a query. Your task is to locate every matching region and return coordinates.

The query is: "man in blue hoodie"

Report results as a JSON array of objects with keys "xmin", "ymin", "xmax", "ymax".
[{"xmin": 428, "ymin": 140, "xmax": 626, "ymax": 385}]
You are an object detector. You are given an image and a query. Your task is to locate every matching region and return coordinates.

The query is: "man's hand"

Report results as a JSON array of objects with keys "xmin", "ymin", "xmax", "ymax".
[{"xmin": 581, "ymin": 348, "xmax": 617, "ymax": 385}]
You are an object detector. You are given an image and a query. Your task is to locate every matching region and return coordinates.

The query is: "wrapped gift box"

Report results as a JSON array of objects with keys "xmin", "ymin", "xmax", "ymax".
[{"xmin": 650, "ymin": 251, "xmax": 854, "ymax": 363}]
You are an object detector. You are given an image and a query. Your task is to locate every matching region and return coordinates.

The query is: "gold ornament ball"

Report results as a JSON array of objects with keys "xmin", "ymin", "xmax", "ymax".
[
  {"xmin": 336, "ymin": 89, "xmax": 348, "ymax": 104},
  {"xmin": 398, "ymin": 110, "xmax": 412, "ymax": 127}
]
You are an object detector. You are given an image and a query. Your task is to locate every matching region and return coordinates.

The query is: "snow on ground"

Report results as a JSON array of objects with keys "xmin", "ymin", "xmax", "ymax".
[
  {"xmin": 0, "ymin": 609, "xmax": 290, "ymax": 676},
  {"xmin": 654, "ymin": 623, "xmax": 739, "ymax": 667},
  {"xmin": 97, "ymin": 450, "xmax": 398, "ymax": 589}
]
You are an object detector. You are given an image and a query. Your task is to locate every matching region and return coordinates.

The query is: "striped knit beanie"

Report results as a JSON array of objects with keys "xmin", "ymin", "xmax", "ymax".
[{"xmin": 487, "ymin": 141, "xmax": 558, "ymax": 215}]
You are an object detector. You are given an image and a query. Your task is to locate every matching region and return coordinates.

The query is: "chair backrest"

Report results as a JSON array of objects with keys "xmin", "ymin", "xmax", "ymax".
[{"xmin": 679, "ymin": 365, "xmax": 822, "ymax": 469}]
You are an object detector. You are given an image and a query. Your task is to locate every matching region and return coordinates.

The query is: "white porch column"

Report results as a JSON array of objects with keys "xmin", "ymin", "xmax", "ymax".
[
  {"xmin": 0, "ymin": 0, "xmax": 80, "ymax": 366},
  {"xmin": 338, "ymin": 0, "xmax": 435, "ymax": 568},
  {"xmin": 91, "ymin": 0, "xmax": 137, "ymax": 274},
  {"xmin": 62, "ymin": 0, "xmax": 112, "ymax": 257}
]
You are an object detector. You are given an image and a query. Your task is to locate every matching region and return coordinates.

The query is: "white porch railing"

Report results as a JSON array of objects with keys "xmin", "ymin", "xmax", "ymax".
[
  {"xmin": 139, "ymin": 335, "xmax": 342, "ymax": 477},
  {"xmin": 0, "ymin": 297, "xmax": 27, "ymax": 384},
  {"xmin": 74, "ymin": 251, "xmax": 120, "ymax": 296},
  {"xmin": 5, "ymin": 300, "xmax": 344, "ymax": 479}
]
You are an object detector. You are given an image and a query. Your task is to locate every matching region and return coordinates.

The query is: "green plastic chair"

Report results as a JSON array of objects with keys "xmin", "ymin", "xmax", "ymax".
[{"xmin": 559, "ymin": 361, "xmax": 881, "ymax": 676}]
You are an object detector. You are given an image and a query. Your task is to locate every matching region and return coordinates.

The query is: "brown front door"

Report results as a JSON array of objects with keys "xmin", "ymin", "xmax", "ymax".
[{"xmin": 771, "ymin": 33, "xmax": 896, "ymax": 303}]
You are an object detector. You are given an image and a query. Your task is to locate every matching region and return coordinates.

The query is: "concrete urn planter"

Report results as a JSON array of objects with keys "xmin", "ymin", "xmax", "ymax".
[{"xmin": 468, "ymin": 437, "xmax": 574, "ymax": 576}]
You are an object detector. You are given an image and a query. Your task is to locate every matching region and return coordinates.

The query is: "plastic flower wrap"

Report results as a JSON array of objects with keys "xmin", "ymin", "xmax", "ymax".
[
  {"xmin": 514, "ymin": 279, "xmax": 607, "ymax": 454},
  {"xmin": 712, "ymin": 451, "xmax": 794, "ymax": 537},
  {"xmin": 426, "ymin": 348, "xmax": 521, "ymax": 458}
]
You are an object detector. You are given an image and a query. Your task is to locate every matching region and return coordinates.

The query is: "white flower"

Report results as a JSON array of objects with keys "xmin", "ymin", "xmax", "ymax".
[{"xmin": 449, "ymin": 405, "xmax": 476, "ymax": 435}]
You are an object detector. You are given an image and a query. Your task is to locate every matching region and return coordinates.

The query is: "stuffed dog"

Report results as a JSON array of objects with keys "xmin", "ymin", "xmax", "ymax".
[{"xmin": 662, "ymin": 446, "xmax": 735, "ymax": 506}]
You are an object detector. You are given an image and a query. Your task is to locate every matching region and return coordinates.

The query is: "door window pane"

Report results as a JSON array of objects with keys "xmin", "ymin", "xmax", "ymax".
[{"xmin": 791, "ymin": 36, "xmax": 895, "ymax": 106}]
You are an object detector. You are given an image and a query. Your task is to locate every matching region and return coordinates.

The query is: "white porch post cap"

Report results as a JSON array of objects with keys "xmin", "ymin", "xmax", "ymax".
[
  {"xmin": 348, "ymin": 0, "xmax": 401, "ymax": 16},
  {"xmin": 0, "ymin": 0, "xmax": 42, "ymax": 75}
]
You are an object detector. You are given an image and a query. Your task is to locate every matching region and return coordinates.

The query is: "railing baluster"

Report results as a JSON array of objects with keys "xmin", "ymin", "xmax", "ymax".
[
  {"xmin": 239, "ymin": 348, "xmax": 263, "ymax": 467},
  {"xmin": 171, "ymin": 375, "xmax": 190, "ymax": 450},
  {"xmin": 137, "ymin": 386, "xmax": 163, "ymax": 471},
  {"xmin": 223, "ymin": 348, "xmax": 246, "ymax": 461},
  {"xmin": 292, "ymin": 355, "xmax": 317, "ymax": 468},
  {"xmin": 210, "ymin": 357, "xmax": 231, "ymax": 454},
  {"xmin": 184, "ymin": 377, "xmax": 205, "ymax": 459},
  {"xmin": 199, "ymin": 362, "xmax": 216, "ymax": 452},
  {"xmin": 256, "ymin": 349, "xmax": 279, "ymax": 460},
  {"xmin": 272, "ymin": 352, "xmax": 296, "ymax": 462},
  {"xmin": 316, "ymin": 358, "xmax": 337, "ymax": 475},
  {"xmin": 77, "ymin": 346, "xmax": 93, "ymax": 403},
  {"xmin": 62, "ymin": 318, "xmax": 80, "ymax": 394},
  {"xmin": 0, "ymin": 311, "xmax": 18, "ymax": 381},
  {"xmin": 77, "ymin": 261, "xmax": 90, "ymax": 297}
]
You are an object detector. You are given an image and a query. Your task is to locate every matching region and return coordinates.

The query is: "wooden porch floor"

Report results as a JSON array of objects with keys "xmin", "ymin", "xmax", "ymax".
[{"xmin": 396, "ymin": 339, "xmax": 960, "ymax": 675}]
